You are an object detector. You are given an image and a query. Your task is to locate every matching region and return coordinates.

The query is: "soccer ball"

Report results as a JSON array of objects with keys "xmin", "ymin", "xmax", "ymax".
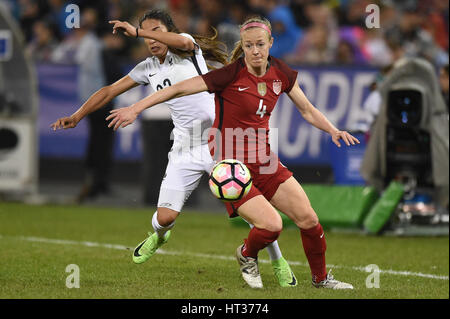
[{"xmin": 209, "ymin": 159, "xmax": 252, "ymax": 201}]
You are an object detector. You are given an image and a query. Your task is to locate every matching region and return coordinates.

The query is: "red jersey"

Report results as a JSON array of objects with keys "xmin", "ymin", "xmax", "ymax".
[{"xmin": 201, "ymin": 56, "xmax": 298, "ymax": 164}]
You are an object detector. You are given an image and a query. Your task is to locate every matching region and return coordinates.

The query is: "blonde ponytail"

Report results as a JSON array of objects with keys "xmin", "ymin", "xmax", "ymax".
[{"xmin": 230, "ymin": 41, "xmax": 244, "ymax": 63}]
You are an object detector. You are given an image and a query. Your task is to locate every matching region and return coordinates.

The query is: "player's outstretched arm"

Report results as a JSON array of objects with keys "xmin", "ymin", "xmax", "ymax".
[
  {"xmin": 109, "ymin": 20, "xmax": 194, "ymax": 51},
  {"xmin": 287, "ymin": 80, "xmax": 360, "ymax": 148},
  {"xmin": 106, "ymin": 75, "xmax": 208, "ymax": 130},
  {"xmin": 50, "ymin": 76, "xmax": 138, "ymax": 130}
]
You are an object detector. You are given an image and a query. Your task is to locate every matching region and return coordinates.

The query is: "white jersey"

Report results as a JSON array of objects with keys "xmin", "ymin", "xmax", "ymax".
[{"xmin": 128, "ymin": 33, "xmax": 215, "ymax": 147}]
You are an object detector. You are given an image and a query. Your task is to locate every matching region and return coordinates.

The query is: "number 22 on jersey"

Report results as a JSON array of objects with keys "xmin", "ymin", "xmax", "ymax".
[
  {"xmin": 156, "ymin": 78, "xmax": 172, "ymax": 91},
  {"xmin": 256, "ymin": 99, "xmax": 267, "ymax": 118}
]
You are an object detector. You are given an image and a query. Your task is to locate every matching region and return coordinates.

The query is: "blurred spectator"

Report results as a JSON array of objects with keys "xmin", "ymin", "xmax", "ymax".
[
  {"xmin": 386, "ymin": 40, "xmax": 406, "ymax": 62},
  {"xmin": 361, "ymin": 28, "xmax": 393, "ymax": 67},
  {"xmin": 283, "ymin": 0, "xmax": 341, "ymax": 65},
  {"xmin": 379, "ymin": 0, "xmax": 399, "ymax": 30},
  {"xmin": 51, "ymin": 7, "xmax": 115, "ymax": 201},
  {"xmin": 18, "ymin": 0, "xmax": 46, "ymax": 42},
  {"xmin": 351, "ymin": 64, "xmax": 394, "ymax": 133},
  {"xmin": 10, "ymin": 0, "xmax": 448, "ymax": 70},
  {"xmin": 196, "ymin": 0, "xmax": 226, "ymax": 28},
  {"xmin": 106, "ymin": 0, "xmax": 127, "ymax": 21},
  {"xmin": 216, "ymin": 0, "xmax": 248, "ymax": 55},
  {"xmin": 179, "ymin": 0, "xmax": 226, "ymax": 38},
  {"xmin": 305, "ymin": 0, "xmax": 338, "ymax": 30},
  {"xmin": 49, "ymin": 29, "xmax": 77, "ymax": 64},
  {"xmin": 440, "ymin": 64, "xmax": 449, "ymax": 110},
  {"xmin": 265, "ymin": 0, "xmax": 303, "ymax": 59},
  {"xmin": 384, "ymin": 7, "xmax": 449, "ymax": 68},
  {"xmin": 170, "ymin": 1, "xmax": 194, "ymax": 32},
  {"xmin": 101, "ymin": 31, "xmax": 127, "ymax": 83},
  {"xmin": 338, "ymin": 26, "xmax": 369, "ymax": 65},
  {"xmin": 246, "ymin": 0, "xmax": 267, "ymax": 17},
  {"xmin": 421, "ymin": 0, "xmax": 449, "ymax": 52},
  {"xmin": 57, "ymin": 7, "xmax": 106, "ymax": 98},
  {"xmin": 26, "ymin": 19, "xmax": 58, "ymax": 62},
  {"xmin": 289, "ymin": 0, "xmax": 314, "ymax": 28},
  {"xmin": 76, "ymin": 8, "xmax": 115, "ymax": 201},
  {"xmin": 336, "ymin": 0, "xmax": 371, "ymax": 27},
  {"xmin": 284, "ymin": 24, "xmax": 334, "ymax": 65},
  {"xmin": 335, "ymin": 40, "xmax": 359, "ymax": 65},
  {"xmin": 129, "ymin": 40, "xmax": 150, "ymax": 64},
  {"xmin": 44, "ymin": 0, "xmax": 71, "ymax": 38}
]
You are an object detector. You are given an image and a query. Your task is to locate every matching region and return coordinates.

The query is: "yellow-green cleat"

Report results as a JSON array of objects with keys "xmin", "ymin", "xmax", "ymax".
[
  {"xmin": 132, "ymin": 231, "xmax": 171, "ymax": 264},
  {"xmin": 271, "ymin": 256, "xmax": 298, "ymax": 287}
]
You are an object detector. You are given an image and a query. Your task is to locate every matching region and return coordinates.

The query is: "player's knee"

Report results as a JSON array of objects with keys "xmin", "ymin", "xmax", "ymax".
[
  {"xmin": 296, "ymin": 214, "xmax": 319, "ymax": 229},
  {"xmin": 295, "ymin": 211, "xmax": 319, "ymax": 230},
  {"xmin": 264, "ymin": 212, "xmax": 283, "ymax": 233},
  {"xmin": 156, "ymin": 208, "xmax": 178, "ymax": 226}
]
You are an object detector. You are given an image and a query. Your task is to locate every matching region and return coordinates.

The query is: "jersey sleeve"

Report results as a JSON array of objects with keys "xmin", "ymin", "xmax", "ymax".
[
  {"xmin": 128, "ymin": 60, "xmax": 149, "ymax": 85},
  {"xmin": 179, "ymin": 33, "xmax": 200, "ymax": 53},
  {"xmin": 201, "ymin": 59, "xmax": 242, "ymax": 93},
  {"xmin": 284, "ymin": 67, "xmax": 298, "ymax": 93}
]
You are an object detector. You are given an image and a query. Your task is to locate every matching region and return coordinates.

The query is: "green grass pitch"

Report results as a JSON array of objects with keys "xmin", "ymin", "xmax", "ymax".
[{"xmin": 0, "ymin": 202, "xmax": 448, "ymax": 299}]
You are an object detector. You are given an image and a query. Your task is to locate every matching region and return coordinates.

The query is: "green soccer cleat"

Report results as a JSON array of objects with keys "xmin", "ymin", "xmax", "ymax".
[
  {"xmin": 132, "ymin": 231, "xmax": 171, "ymax": 264},
  {"xmin": 271, "ymin": 257, "xmax": 298, "ymax": 287}
]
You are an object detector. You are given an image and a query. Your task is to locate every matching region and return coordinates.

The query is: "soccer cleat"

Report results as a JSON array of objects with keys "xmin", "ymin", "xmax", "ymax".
[
  {"xmin": 312, "ymin": 269, "xmax": 354, "ymax": 289},
  {"xmin": 132, "ymin": 231, "xmax": 171, "ymax": 264},
  {"xmin": 271, "ymin": 257, "xmax": 298, "ymax": 287},
  {"xmin": 235, "ymin": 244, "xmax": 263, "ymax": 289}
]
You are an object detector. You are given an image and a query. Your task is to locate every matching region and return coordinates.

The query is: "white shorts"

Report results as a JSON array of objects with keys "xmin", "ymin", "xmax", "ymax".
[{"xmin": 157, "ymin": 143, "xmax": 215, "ymax": 212}]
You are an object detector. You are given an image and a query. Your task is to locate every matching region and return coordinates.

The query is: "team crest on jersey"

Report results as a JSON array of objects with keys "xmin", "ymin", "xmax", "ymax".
[
  {"xmin": 257, "ymin": 82, "xmax": 267, "ymax": 96},
  {"xmin": 273, "ymin": 80, "xmax": 282, "ymax": 95}
]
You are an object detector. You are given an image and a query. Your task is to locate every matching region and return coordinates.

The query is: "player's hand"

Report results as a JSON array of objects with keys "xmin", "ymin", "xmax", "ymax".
[
  {"xmin": 106, "ymin": 106, "xmax": 138, "ymax": 130},
  {"xmin": 50, "ymin": 116, "xmax": 79, "ymax": 130},
  {"xmin": 331, "ymin": 130, "xmax": 360, "ymax": 148},
  {"xmin": 109, "ymin": 20, "xmax": 137, "ymax": 37}
]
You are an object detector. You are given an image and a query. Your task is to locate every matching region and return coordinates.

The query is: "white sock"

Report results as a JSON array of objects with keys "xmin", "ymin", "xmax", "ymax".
[
  {"xmin": 152, "ymin": 211, "xmax": 175, "ymax": 239},
  {"xmin": 265, "ymin": 240, "xmax": 283, "ymax": 261},
  {"xmin": 247, "ymin": 222, "xmax": 283, "ymax": 261}
]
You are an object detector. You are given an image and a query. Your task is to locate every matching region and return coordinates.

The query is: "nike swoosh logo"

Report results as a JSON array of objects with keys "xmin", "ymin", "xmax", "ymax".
[
  {"xmin": 238, "ymin": 87, "xmax": 249, "ymax": 91},
  {"xmin": 320, "ymin": 233, "xmax": 324, "ymax": 238},
  {"xmin": 133, "ymin": 239, "xmax": 148, "ymax": 257},
  {"xmin": 149, "ymin": 73, "xmax": 156, "ymax": 77},
  {"xmin": 288, "ymin": 272, "xmax": 297, "ymax": 286}
]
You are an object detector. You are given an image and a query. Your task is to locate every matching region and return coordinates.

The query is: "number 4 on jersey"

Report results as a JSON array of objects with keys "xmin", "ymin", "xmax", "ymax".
[{"xmin": 256, "ymin": 99, "xmax": 267, "ymax": 118}]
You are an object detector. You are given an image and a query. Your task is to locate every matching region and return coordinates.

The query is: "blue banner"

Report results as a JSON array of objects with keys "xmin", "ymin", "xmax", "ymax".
[
  {"xmin": 38, "ymin": 63, "xmax": 87, "ymax": 158},
  {"xmin": 38, "ymin": 63, "xmax": 149, "ymax": 160},
  {"xmin": 272, "ymin": 65, "xmax": 377, "ymax": 165},
  {"xmin": 38, "ymin": 64, "xmax": 377, "ymax": 170}
]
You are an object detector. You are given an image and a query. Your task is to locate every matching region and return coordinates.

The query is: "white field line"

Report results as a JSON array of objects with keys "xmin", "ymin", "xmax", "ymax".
[{"xmin": 2, "ymin": 234, "xmax": 448, "ymax": 281}]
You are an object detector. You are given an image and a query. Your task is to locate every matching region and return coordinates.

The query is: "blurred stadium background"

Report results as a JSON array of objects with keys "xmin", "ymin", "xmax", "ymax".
[
  {"xmin": 0, "ymin": 0, "xmax": 448, "ymax": 300},
  {"xmin": 1, "ymin": 0, "xmax": 448, "ymax": 232}
]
